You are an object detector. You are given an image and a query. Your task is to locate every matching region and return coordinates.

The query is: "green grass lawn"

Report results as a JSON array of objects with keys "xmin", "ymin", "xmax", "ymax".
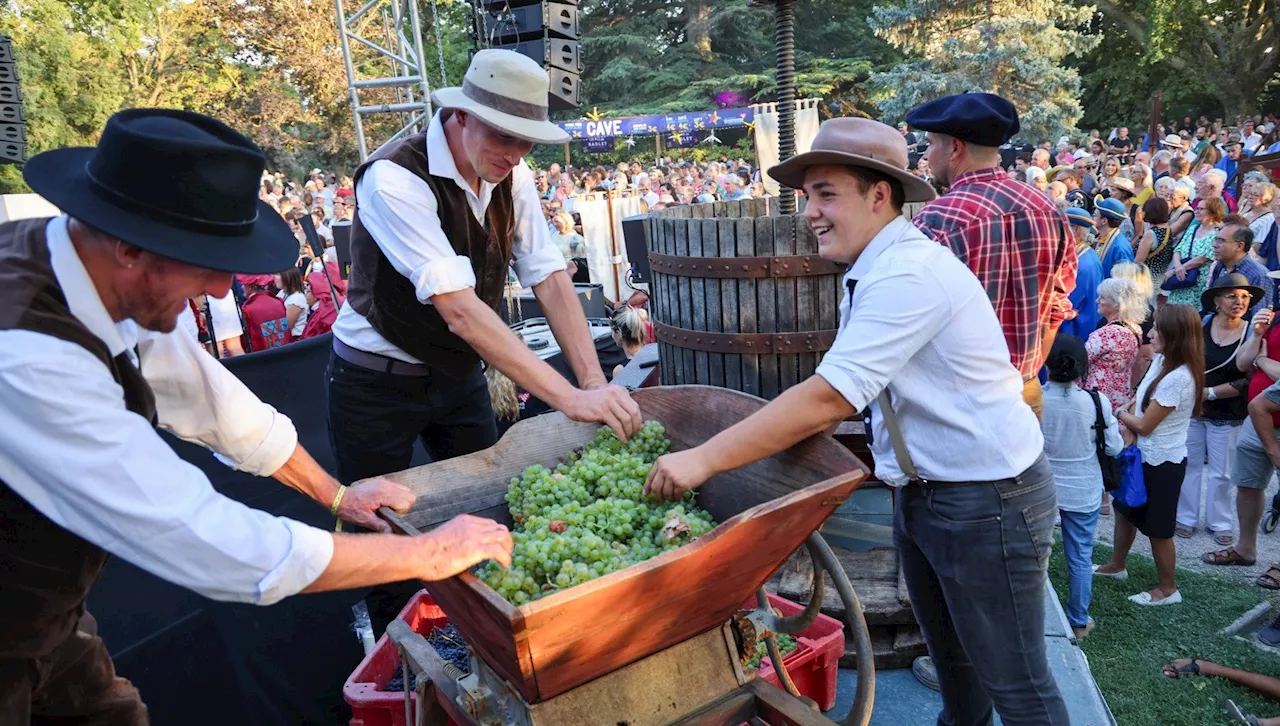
[{"xmin": 1048, "ymin": 543, "xmax": 1280, "ymax": 725}]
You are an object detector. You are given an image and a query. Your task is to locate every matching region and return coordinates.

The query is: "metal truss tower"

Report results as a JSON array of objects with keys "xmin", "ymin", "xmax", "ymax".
[{"xmin": 334, "ymin": 0, "xmax": 440, "ymax": 159}]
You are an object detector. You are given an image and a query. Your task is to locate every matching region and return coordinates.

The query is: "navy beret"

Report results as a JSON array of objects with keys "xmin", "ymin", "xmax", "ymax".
[{"xmin": 905, "ymin": 93, "xmax": 1021, "ymax": 147}]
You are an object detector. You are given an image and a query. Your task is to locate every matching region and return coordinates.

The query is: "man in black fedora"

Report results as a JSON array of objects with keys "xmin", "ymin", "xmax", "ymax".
[
  {"xmin": 0, "ymin": 108, "xmax": 514, "ymax": 725},
  {"xmin": 329, "ymin": 49, "xmax": 642, "ymax": 629}
]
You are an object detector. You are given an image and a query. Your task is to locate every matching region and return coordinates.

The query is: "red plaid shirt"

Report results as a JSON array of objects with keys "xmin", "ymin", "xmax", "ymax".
[{"xmin": 912, "ymin": 167, "xmax": 1077, "ymax": 380}]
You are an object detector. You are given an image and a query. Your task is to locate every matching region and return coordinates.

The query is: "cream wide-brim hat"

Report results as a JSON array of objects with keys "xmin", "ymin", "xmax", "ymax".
[{"xmin": 431, "ymin": 49, "xmax": 570, "ymax": 145}]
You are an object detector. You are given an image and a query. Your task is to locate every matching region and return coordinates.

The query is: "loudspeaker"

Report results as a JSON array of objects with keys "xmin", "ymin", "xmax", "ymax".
[
  {"xmin": 503, "ymin": 36, "xmax": 580, "ymax": 73},
  {"xmin": 0, "ymin": 36, "xmax": 22, "ymax": 165},
  {"xmin": 479, "ymin": 2, "xmax": 578, "ymax": 42},
  {"xmin": 332, "ymin": 221, "xmax": 351, "ymax": 280},
  {"xmin": 483, "ymin": 2, "xmax": 580, "ymax": 111},
  {"xmin": 621, "ymin": 214, "xmax": 653, "ymax": 284},
  {"xmin": 547, "ymin": 67, "xmax": 578, "ymax": 110}
]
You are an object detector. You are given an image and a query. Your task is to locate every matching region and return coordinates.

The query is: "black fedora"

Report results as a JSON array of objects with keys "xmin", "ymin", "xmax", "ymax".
[{"xmin": 23, "ymin": 108, "xmax": 297, "ymax": 274}]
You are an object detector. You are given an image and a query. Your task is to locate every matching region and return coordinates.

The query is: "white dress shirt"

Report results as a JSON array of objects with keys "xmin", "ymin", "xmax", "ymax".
[
  {"xmin": 0, "ymin": 217, "xmax": 333, "ymax": 605},
  {"xmin": 1040, "ymin": 381, "xmax": 1123, "ymax": 513},
  {"xmin": 815, "ymin": 216, "xmax": 1044, "ymax": 486},
  {"xmin": 333, "ymin": 111, "xmax": 565, "ymax": 362}
]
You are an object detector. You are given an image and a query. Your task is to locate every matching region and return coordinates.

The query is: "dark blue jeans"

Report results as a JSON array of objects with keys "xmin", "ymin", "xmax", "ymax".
[{"xmin": 894, "ymin": 454, "xmax": 1069, "ymax": 726}]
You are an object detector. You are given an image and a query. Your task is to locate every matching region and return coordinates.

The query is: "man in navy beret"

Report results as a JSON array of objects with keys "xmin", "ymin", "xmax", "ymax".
[{"xmin": 900, "ymin": 92, "xmax": 1076, "ymax": 725}]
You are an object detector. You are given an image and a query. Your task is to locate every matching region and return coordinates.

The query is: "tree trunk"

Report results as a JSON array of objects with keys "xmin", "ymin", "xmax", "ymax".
[{"xmin": 687, "ymin": 0, "xmax": 713, "ymax": 68}]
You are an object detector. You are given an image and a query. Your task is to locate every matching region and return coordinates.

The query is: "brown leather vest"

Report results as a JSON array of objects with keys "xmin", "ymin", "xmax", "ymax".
[
  {"xmin": 0, "ymin": 218, "xmax": 158, "ymax": 658},
  {"xmin": 346, "ymin": 126, "xmax": 515, "ymax": 377}
]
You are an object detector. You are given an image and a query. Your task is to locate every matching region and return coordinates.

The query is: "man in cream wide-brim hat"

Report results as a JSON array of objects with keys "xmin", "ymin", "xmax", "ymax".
[
  {"xmin": 330, "ymin": 48, "xmax": 641, "ymax": 632},
  {"xmin": 643, "ymin": 115, "xmax": 1066, "ymax": 724}
]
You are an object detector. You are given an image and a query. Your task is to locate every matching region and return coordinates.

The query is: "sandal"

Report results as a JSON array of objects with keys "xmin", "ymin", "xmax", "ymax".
[
  {"xmin": 1214, "ymin": 532, "xmax": 1236, "ymax": 546},
  {"xmin": 1162, "ymin": 658, "xmax": 1204, "ymax": 679},
  {"xmin": 1258, "ymin": 565, "xmax": 1280, "ymax": 591},
  {"xmin": 1226, "ymin": 699, "xmax": 1261, "ymax": 725},
  {"xmin": 1175, "ymin": 525, "xmax": 1195, "ymax": 539},
  {"xmin": 1202, "ymin": 548, "xmax": 1257, "ymax": 566}
]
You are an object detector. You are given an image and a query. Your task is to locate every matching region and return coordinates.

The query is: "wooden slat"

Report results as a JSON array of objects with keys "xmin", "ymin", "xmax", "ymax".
[
  {"xmin": 649, "ymin": 218, "xmax": 666, "ymax": 384},
  {"xmin": 675, "ymin": 219, "xmax": 694, "ymax": 385},
  {"xmin": 737, "ymin": 216, "xmax": 759, "ymax": 396},
  {"xmin": 774, "ymin": 216, "xmax": 799, "ymax": 391},
  {"xmin": 659, "ymin": 217, "xmax": 675, "ymax": 385},
  {"xmin": 689, "ymin": 221, "xmax": 710, "ymax": 384},
  {"xmin": 756, "ymin": 216, "xmax": 779, "ymax": 399},
  {"xmin": 719, "ymin": 218, "xmax": 741, "ymax": 391},
  {"xmin": 704, "ymin": 219, "xmax": 725, "ymax": 387},
  {"xmin": 817, "ymin": 262, "xmax": 840, "ymax": 370},
  {"xmin": 795, "ymin": 221, "xmax": 818, "ymax": 380}
]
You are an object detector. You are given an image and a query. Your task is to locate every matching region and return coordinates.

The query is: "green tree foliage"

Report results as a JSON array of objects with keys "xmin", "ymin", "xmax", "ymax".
[
  {"xmin": 0, "ymin": 0, "xmax": 143, "ymax": 192},
  {"xmin": 0, "ymin": 0, "xmax": 473, "ymax": 192},
  {"xmin": 869, "ymin": 0, "xmax": 1100, "ymax": 143},
  {"xmin": 575, "ymin": 0, "xmax": 889, "ymax": 116},
  {"xmin": 1086, "ymin": 0, "xmax": 1278, "ymax": 122}
]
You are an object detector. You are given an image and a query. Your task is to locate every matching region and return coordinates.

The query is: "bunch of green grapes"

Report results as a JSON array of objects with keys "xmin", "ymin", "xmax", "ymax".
[
  {"xmin": 746, "ymin": 633, "xmax": 798, "ymax": 669},
  {"xmin": 479, "ymin": 421, "xmax": 717, "ymax": 605}
]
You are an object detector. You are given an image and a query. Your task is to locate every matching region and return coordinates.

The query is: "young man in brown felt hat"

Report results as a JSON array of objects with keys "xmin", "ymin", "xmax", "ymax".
[{"xmin": 643, "ymin": 116, "xmax": 1069, "ymax": 726}]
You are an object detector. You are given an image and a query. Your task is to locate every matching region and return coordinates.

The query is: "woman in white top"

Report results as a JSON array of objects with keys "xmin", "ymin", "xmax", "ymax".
[
  {"xmin": 1094, "ymin": 304, "xmax": 1206, "ymax": 606},
  {"xmin": 274, "ymin": 267, "xmax": 309, "ymax": 339},
  {"xmin": 1041, "ymin": 335, "xmax": 1123, "ymax": 638}
]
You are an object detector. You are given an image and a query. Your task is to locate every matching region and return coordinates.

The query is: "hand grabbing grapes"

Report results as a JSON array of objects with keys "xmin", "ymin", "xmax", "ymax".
[
  {"xmin": 643, "ymin": 448, "xmax": 715, "ymax": 503},
  {"xmin": 564, "ymin": 385, "xmax": 642, "ymax": 442},
  {"xmin": 417, "ymin": 514, "xmax": 513, "ymax": 581}
]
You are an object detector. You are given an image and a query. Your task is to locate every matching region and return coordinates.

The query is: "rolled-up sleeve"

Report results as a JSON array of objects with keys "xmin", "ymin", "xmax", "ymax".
[
  {"xmin": 510, "ymin": 161, "xmax": 566, "ymax": 288},
  {"xmin": 140, "ymin": 328, "xmax": 298, "ymax": 476},
  {"xmin": 357, "ymin": 161, "xmax": 477, "ymax": 303},
  {"xmin": 815, "ymin": 268, "xmax": 955, "ymax": 412},
  {"xmin": 0, "ymin": 331, "xmax": 333, "ymax": 604}
]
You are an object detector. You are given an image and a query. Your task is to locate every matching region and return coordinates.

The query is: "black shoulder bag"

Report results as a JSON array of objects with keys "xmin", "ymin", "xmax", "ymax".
[{"xmin": 1087, "ymin": 389, "xmax": 1123, "ymax": 491}]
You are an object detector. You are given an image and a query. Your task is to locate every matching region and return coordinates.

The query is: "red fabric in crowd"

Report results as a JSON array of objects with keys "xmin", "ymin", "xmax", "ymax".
[
  {"xmin": 1249, "ymin": 322, "xmax": 1280, "ymax": 426},
  {"xmin": 301, "ymin": 271, "xmax": 338, "ymax": 339},
  {"xmin": 241, "ymin": 291, "xmax": 290, "ymax": 351}
]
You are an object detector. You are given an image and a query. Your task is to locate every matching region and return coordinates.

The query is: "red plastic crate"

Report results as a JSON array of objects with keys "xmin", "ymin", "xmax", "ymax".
[
  {"xmin": 343, "ymin": 590, "xmax": 463, "ymax": 726},
  {"xmin": 746, "ymin": 593, "xmax": 845, "ymax": 712}
]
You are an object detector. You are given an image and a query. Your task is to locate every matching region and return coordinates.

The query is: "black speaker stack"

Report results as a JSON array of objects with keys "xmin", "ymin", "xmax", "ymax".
[
  {"xmin": 0, "ymin": 36, "xmax": 25, "ymax": 165},
  {"xmin": 474, "ymin": 1, "xmax": 580, "ymax": 111}
]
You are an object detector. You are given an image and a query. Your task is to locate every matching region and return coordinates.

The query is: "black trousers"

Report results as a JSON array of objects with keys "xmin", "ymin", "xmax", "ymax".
[{"xmin": 326, "ymin": 350, "xmax": 498, "ymax": 633}]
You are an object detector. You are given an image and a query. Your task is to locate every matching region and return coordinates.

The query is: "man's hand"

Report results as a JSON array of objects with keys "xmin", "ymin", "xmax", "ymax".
[
  {"xmin": 644, "ymin": 448, "xmax": 715, "ymax": 503},
  {"xmin": 564, "ymin": 385, "xmax": 642, "ymax": 442},
  {"xmin": 338, "ymin": 477, "xmax": 416, "ymax": 533},
  {"xmin": 416, "ymin": 514, "xmax": 514, "ymax": 581}
]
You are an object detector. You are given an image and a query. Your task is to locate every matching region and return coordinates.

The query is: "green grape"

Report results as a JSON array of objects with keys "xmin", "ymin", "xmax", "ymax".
[{"xmin": 485, "ymin": 421, "xmax": 714, "ymax": 604}]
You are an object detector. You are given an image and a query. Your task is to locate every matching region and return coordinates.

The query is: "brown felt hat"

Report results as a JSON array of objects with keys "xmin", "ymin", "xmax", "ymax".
[{"xmin": 768, "ymin": 118, "xmax": 937, "ymax": 203}]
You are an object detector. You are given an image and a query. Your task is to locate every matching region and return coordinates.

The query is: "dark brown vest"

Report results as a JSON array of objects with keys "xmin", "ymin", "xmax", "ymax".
[
  {"xmin": 0, "ymin": 218, "xmax": 158, "ymax": 658},
  {"xmin": 346, "ymin": 128, "xmax": 515, "ymax": 377}
]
